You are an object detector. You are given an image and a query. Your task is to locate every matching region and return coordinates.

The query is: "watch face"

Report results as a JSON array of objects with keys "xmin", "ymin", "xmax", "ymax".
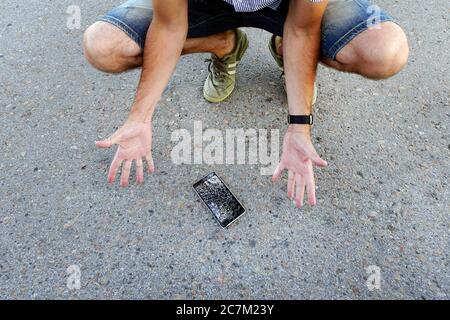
[{"xmin": 288, "ymin": 114, "xmax": 313, "ymax": 125}]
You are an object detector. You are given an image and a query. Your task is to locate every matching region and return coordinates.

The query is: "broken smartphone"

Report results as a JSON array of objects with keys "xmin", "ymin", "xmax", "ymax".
[{"xmin": 193, "ymin": 172, "xmax": 246, "ymax": 228}]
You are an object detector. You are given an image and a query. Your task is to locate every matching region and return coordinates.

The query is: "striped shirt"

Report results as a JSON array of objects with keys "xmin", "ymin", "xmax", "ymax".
[
  {"xmin": 223, "ymin": 0, "xmax": 283, "ymax": 12},
  {"xmin": 222, "ymin": 0, "xmax": 326, "ymax": 12}
]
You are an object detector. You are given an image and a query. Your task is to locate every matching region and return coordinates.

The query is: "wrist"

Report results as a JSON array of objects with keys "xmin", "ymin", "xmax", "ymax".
[
  {"xmin": 287, "ymin": 113, "xmax": 313, "ymax": 135},
  {"xmin": 128, "ymin": 103, "xmax": 154, "ymax": 123},
  {"xmin": 287, "ymin": 124, "xmax": 311, "ymax": 135}
]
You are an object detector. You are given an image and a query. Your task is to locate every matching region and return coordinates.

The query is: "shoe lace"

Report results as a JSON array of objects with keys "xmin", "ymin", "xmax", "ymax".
[{"xmin": 205, "ymin": 56, "xmax": 230, "ymax": 84}]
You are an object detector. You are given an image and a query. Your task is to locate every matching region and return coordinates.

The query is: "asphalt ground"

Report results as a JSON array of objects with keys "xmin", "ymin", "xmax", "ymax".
[{"xmin": 0, "ymin": 0, "xmax": 448, "ymax": 299}]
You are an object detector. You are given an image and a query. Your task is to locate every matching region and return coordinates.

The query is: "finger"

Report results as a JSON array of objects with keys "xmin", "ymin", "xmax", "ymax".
[
  {"xmin": 310, "ymin": 153, "xmax": 328, "ymax": 168},
  {"xmin": 120, "ymin": 160, "xmax": 132, "ymax": 187},
  {"xmin": 295, "ymin": 174, "xmax": 306, "ymax": 208},
  {"xmin": 287, "ymin": 170, "xmax": 295, "ymax": 199},
  {"xmin": 136, "ymin": 158, "xmax": 144, "ymax": 184},
  {"xmin": 145, "ymin": 153, "xmax": 155, "ymax": 173},
  {"xmin": 95, "ymin": 133, "xmax": 122, "ymax": 149},
  {"xmin": 107, "ymin": 155, "xmax": 123, "ymax": 184},
  {"xmin": 109, "ymin": 132, "xmax": 122, "ymax": 145},
  {"xmin": 271, "ymin": 163, "xmax": 285, "ymax": 182},
  {"xmin": 95, "ymin": 140, "xmax": 112, "ymax": 149},
  {"xmin": 305, "ymin": 170, "xmax": 316, "ymax": 206}
]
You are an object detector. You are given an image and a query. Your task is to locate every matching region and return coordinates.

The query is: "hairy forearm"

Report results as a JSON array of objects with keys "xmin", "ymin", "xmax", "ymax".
[
  {"xmin": 129, "ymin": 20, "xmax": 187, "ymax": 122},
  {"xmin": 283, "ymin": 25, "xmax": 321, "ymax": 131},
  {"xmin": 283, "ymin": 0, "xmax": 327, "ymax": 134}
]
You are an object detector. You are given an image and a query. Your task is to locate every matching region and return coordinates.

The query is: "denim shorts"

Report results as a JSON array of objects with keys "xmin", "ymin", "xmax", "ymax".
[{"xmin": 97, "ymin": 0, "xmax": 394, "ymax": 60}]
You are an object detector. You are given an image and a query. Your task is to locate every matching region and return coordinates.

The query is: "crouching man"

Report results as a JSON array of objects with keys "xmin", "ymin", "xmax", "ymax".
[{"xmin": 83, "ymin": 0, "xmax": 408, "ymax": 207}]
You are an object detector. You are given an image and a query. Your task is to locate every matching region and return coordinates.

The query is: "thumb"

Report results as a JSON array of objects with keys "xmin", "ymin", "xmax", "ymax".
[
  {"xmin": 95, "ymin": 133, "xmax": 121, "ymax": 149},
  {"xmin": 309, "ymin": 152, "xmax": 328, "ymax": 167},
  {"xmin": 95, "ymin": 140, "xmax": 112, "ymax": 149}
]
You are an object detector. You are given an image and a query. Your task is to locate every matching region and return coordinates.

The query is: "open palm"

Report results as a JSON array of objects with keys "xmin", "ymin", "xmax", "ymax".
[
  {"xmin": 272, "ymin": 130, "xmax": 328, "ymax": 207},
  {"xmin": 96, "ymin": 120, "xmax": 154, "ymax": 187}
]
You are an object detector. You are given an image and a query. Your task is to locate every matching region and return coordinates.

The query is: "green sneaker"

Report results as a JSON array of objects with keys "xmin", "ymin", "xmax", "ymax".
[
  {"xmin": 268, "ymin": 35, "xmax": 318, "ymax": 105},
  {"xmin": 268, "ymin": 35, "xmax": 284, "ymax": 71},
  {"xmin": 203, "ymin": 29, "xmax": 249, "ymax": 103}
]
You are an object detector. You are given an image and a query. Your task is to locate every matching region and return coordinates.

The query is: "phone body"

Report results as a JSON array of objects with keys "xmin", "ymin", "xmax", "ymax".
[{"xmin": 193, "ymin": 172, "xmax": 246, "ymax": 228}]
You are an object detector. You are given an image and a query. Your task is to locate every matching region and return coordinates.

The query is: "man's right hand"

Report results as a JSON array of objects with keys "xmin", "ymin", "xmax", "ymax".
[
  {"xmin": 95, "ymin": 119, "xmax": 154, "ymax": 187},
  {"xmin": 92, "ymin": 0, "xmax": 187, "ymax": 187}
]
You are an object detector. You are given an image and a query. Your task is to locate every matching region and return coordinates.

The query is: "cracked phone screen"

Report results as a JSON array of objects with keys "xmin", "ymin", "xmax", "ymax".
[{"xmin": 194, "ymin": 173, "xmax": 245, "ymax": 228}]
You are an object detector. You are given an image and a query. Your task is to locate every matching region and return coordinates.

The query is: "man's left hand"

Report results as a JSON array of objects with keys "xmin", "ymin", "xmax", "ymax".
[{"xmin": 272, "ymin": 127, "xmax": 328, "ymax": 207}]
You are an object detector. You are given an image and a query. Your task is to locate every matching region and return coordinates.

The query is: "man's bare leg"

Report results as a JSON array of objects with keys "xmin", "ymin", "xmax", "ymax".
[
  {"xmin": 182, "ymin": 29, "xmax": 235, "ymax": 57},
  {"xmin": 274, "ymin": 22, "xmax": 409, "ymax": 80},
  {"xmin": 83, "ymin": 21, "xmax": 235, "ymax": 73}
]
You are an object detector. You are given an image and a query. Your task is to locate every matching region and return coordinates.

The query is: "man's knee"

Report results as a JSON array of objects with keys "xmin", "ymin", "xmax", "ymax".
[
  {"xmin": 83, "ymin": 21, "xmax": 142, "ymax": 73},
  {"xmin": 338, "ymin": 22, "xmax": 409, "ymax": 79}
]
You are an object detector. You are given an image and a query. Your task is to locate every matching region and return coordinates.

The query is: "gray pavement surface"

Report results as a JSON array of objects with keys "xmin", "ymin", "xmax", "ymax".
[{"xmin": 0, "ymin": 0, "xmax": 449, "ymax": 299}]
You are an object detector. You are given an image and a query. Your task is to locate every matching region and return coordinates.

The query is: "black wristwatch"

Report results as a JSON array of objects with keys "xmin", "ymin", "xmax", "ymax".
[{"xmin": 288, "ymin": 114, "xmax": 314, "ymax": 125}]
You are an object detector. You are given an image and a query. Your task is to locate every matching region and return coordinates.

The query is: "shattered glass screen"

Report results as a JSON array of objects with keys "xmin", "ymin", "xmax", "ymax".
[{"xmin": 194, "ymin": 173, "xmax": 245, "ymax": 227}]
